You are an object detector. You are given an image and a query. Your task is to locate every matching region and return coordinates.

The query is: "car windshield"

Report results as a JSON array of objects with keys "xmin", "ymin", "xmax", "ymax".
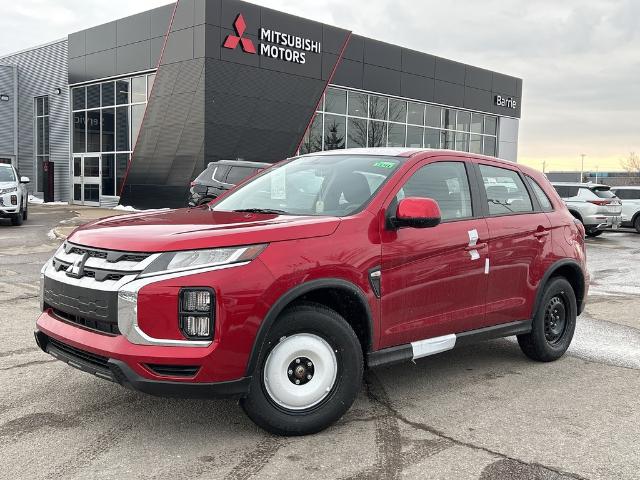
[
  {"xmin": 0, "ymin": 166, "xmax": 16, "ymax": 182},
  {"xmin": 212, "ymin": 155, "xmax": 402, "ymax": 216}
]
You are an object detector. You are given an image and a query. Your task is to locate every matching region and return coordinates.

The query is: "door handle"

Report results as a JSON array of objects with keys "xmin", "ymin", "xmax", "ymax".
[
  {"xmin": 465, "ymin": 242, "xmax": 487, "ymax": 251},
  {"xmin": 534, "ymin": 229, "xmax": 550, "ymax": 239}
]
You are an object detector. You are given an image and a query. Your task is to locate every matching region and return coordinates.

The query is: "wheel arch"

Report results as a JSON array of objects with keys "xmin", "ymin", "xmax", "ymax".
[
  {"xmin": 534, "ymin": 259, "xmax": 586, "ymax": 317},
  {"xmin": 568, "ymin": 209, "xmax": 583, "ymax": 223},
  {"xmin": 245, "ymin": 278, "xmax": 374, "ymax": 377}
]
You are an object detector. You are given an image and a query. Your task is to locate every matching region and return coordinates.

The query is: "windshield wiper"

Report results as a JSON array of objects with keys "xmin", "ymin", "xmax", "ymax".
[{"xmin": 232, "ymin": 208, "xmax": 288, "ymax": 215}]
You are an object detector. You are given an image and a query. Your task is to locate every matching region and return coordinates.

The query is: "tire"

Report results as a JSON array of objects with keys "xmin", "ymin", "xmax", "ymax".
[
  {"xmin": 240, "ymin": 302, "xmax": 363, "ymax": 436},
  {"xmin": 11, "ymin": 207, "xmax": 23, "ymax": 226},
  {"xmin": 517, "ymin": 277, "xmax": 577, "ymax": 362},
  {"xmin": 22, "ymin": 202, "xmax": 28, "ymax": 221},
  {"xmin": 634, "ymin": 216, "xmax": 640, "ymax": 234},
  {"xmin": 585, "ymin": 228, "xmax": 603, "ymax": 237}
]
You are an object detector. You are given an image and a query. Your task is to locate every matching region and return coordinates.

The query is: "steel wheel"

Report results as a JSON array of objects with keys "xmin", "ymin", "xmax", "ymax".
[
  {"xmin": 544, "ymin": 295, "xmax": 567, "ymax": 344},
  {"xmin": 263, "ymin": 333, "xmax": 338, "ymax": 411}
]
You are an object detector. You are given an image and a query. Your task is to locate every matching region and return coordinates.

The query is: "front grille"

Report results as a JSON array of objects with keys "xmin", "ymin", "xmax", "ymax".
[
  {"xmin": 48, "ymin": 337, "xmax": 110, "ymax": 369},
  {"xmin": 52, "ymin": 308, "xmax": 120, "ymax": 335},
  {"xmin": 146, "ymin": 364, "xmax": 200, "ymax": 378},
  {"xmin": 68, "ymin": 246, "xmax": 108, "ymax": 259}
]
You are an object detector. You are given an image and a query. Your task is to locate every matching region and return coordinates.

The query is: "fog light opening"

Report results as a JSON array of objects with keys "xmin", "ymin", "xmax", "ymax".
[{"xmin": 179, "ymin": 288, "xmax": 215, "ymax": 341}]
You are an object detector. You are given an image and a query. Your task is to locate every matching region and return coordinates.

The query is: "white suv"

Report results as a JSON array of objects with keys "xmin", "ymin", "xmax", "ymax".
[
  {"xmin": 551, "ymin": 182, "xmax": 622, "ymax": 237},
  {"xmin": 0, "ymin": 164, "xmax": 29, "ymax": 226},
  {"xmin": 610, "ymin": 186, "xmax": 640, "ymax": 233}
]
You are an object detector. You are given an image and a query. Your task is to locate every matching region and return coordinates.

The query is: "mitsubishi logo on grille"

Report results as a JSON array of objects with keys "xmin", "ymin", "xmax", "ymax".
[
  {"xmin": 66, "ymin": 253, "xmax": 89, "ymax": 279},
  {"xmin": 223, "ymin": 14, "xmax": 256, "ymax": 54}
]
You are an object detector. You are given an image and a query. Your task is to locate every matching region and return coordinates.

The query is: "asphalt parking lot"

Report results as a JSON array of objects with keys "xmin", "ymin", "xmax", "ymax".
[{"xmin": 1, "ymin": 205, "xmax": 638, "ymax": 480}]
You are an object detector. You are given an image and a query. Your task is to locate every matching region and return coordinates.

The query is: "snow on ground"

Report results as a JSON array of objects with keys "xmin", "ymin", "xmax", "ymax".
[{"xmin": 28, "ymin": 195, "xmax": 68, "ymax": 206}]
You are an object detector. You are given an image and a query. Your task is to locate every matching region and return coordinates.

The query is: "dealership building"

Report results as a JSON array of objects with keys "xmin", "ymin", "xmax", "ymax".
[{"xmin": 0, "ymin": 0, "xmax": 522, "ymax": 208}]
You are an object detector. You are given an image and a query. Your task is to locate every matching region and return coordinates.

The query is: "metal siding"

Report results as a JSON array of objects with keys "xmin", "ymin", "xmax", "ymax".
[
  {"xmin": 0, "ymin": 65, "xmax": 16, "ymax": 158},
  {"xmin": 0, "ymin": 40, "xmax": 70, "ymax": 201}
]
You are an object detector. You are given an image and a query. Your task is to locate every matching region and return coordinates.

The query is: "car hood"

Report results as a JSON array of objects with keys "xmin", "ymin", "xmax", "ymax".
[
  {"xmin": 0, "ymin": 181, "xmax": 17, "ymax": 189},
  {"xmin": 67, "ymin": 207, "xmax": 341, "ymax": 252}
]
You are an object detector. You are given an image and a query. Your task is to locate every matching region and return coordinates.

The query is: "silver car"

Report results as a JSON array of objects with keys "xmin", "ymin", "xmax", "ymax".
[
  {"xmin": 610, "ymin": 186, "xmax": 640, "ymax": 233},
  {"xmin": 0, "ymin": 164, "xmax": 29, "ymax": 226},
  {"xmin": 551, "ymin": 182, "xmax": 622, "ymax": 237}
]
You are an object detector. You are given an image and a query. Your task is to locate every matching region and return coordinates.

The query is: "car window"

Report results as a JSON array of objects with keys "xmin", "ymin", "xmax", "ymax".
[
  {"xmin": 479, "ymin": 164, "xmax": 533, "ymax": 215},
  {"xmin": 527, "ymin": 176, "xmax": 553, "ymax": 212},
  {"xmin": 196, "ymin": 166, "xmax": 217, "ymax": 183},
  {"xmin": 552, "ymin": 185, "xmax": 580, "ymax": 198},
  {"xmin": 590, "ymin": 187, "xmax": 615, "ymax": 199},
  {"xmin": 614, "ymin": 189, "xmax": 640, "ymax": 200},
  {"xmin": 396, "ymin": 161, "xmax": 473, "ymax": 221},
  {"xmin": 214, "ymin": 165, "xmax": 231, "ymax": 182},
  {"xmin": 0, "ymin": 166, "xmax": 16, "ymax": 182},
  {"xmin": 577, "ymin": 188, "xmax": 598, "ymax": 199},
  {"xmin": 226, "ymin": 167, "xmax": 255, "ymax": 185}
]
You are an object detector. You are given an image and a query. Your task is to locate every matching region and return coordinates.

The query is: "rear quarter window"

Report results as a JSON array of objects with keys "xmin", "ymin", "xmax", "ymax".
[
  {"xmin": 226, "ymin": 166, "xmax": 254, "ymax": 185},
  {"xmin": 552, "ymin": 185, "xmax": 579, "ymax": 198},
  {"xmin": 591, "ymin": 187, "xmax": 615, "ymax": 199},
  {"xmin": 527, "ymin": 176, "xmax": 554, "ymax": 212}
]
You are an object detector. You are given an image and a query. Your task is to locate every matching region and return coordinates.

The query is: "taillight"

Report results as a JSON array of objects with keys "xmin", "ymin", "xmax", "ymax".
[
  {"xmin": 190, "ymin": 181, "xmax": 197, "ymax": 187},
  {"xmin": 573, "ymin": 218, "xmax": 585, "ymax": 238},
  {"xmin": 587, "ymin": 200, "xmax": 612, "ymax": 206}
]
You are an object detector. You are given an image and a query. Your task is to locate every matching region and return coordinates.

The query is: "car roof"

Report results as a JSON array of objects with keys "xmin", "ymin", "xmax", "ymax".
[
  {"xmin": 208, "ymin": 160, "xmax": 271, "ymax": 168},
  {"xmin": 303, "ymin": 147, "xmax": 513, "ymax": 163},
  {"xmin": 550, "ymin": 182, "xmax": 610, "ymax": 188},
  {"xmin": 610, "ymin": 185, "xmax": 640, "ymax": 189}
]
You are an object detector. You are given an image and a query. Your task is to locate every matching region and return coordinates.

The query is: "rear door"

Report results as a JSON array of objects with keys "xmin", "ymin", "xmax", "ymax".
[
  {"xmin": 476, "ymin": 160, "xmax": 553, "ymax": 326},
  {"xmin": 379, "ymin": 157, "xmax": 489, "ymax": 347},
  {"xmin": 613, "ymin": 188, "xmax": 640, "ymax": 225}
]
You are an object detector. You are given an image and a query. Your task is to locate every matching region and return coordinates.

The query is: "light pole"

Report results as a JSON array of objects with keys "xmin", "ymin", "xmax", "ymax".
[{"xmin": 580, "ymin": 154, "xmax": 586, "ymax": 182}]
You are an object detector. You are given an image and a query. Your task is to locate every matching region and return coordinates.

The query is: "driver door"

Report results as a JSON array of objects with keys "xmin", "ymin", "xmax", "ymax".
[{"xmin": 379, "ymin": 158, "xmax": 489, "ymax": 348}]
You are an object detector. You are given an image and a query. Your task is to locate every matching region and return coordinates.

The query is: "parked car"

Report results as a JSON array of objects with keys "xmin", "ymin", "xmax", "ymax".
[
  {"xmin": 551, "ymin": 182, "xmax": 622, "ymax": 237},
  {"xmin": 36, "ymin": 148, "xmax": 588, "ymax": 435},
  {"xmin": 0, "ymin": 163, "xmax": 29, "ymax": 226},
  {"xmin": 188, "ymin": 160, "xmax": 270, "ymax": 206},
  {"xmin": 610, "ymin": 186, "xmax": 640, "ymax": 233}
]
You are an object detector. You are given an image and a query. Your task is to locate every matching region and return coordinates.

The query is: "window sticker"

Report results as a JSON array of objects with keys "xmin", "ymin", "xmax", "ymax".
[
  {"xmin": 372, "ymin": 161, "xmax": 397, "ymax": 169},
  {"xmin": 270, "ymin": 168, "xmax": 286, "ymax": 200}
]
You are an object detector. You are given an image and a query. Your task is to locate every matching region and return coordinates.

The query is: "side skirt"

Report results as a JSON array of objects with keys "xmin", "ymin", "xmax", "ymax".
[{"xmin": 367, "ymin": 320, "xmax": 532, "ymax": 369}]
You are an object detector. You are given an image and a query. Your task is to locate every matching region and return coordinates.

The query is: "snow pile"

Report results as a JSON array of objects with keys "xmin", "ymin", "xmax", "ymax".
[
  {"xmin": 113, "ymin": 205, "xmax": 171, "ymax": 213},
  {"xmin": 28, "ymin": 195, "xmax": 68, "ymax": 206}
]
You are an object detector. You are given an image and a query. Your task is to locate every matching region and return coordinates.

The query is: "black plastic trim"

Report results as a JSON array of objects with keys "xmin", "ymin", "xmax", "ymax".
[
  {"xmin": 455, "ymin": 319, "xmax": 532, "ymax": 346},
  {"xmin": 534, "ymin": 259, "xmax": 587, "ymax": 315},
  {"xmin": 245, "ymin": 278, "xmax": 374, "ymax": 376},
  {"xmin": 110, "ymin": 360, "xmax": 250, "ymax": 399},
  {"xmin": 35, "ymin": 331, "xmax": 250, "ymax": 399},
  {"xmin": 367, "ymin": 344, "xmax": 412, "ymax": 368}
]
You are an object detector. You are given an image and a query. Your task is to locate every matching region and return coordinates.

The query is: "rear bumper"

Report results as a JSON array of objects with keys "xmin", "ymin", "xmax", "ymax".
[
  {"xmin": 35, "ymin": 330, "xmax": 251, "ymax": 399},
  {"xmin": 583, "ymin": 214, "xmax": 622, "ymax": 230}
]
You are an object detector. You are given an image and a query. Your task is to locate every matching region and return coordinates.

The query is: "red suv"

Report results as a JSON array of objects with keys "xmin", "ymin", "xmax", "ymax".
[{"xmin": 36, "ymin": 149, "xmax": 588, "ymax": 435}]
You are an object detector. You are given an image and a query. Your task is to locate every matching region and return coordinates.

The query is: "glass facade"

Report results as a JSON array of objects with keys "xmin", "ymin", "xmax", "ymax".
[
  {"xmin": 71, "ymin": 73, "xmax": 155, "ymax": 199},
  {"xmin": 34, "ymin": 96, "xmax": 50, "ymax": 192},
  {"xmin": 300, "ymin": 87, "xmax": 499, "ymax": 157}
]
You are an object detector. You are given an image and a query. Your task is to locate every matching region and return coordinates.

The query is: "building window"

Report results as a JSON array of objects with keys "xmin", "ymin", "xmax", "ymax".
[
  {"xmin": 302, "ymin": 86, "xmax": 500, "ymax": 157},
  {"xmin": 71, "ymin": 73, "xmax": 153, "ymax": 198},
  {"xmin": 34, "ymin": 96, "xmax": 50, "ymax": 192}
]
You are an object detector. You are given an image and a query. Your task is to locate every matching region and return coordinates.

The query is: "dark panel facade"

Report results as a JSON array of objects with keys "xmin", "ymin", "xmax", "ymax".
[
  {"xmin": 120, "ymin": 0, "xmax": 350, "ymax": 208},
  {"xmin": 333, "ymin": 35, "xmax": 522, "ymax": 118},
  {"xmin": 69, "ymin": 0, "xmax": 521, "ymax": 208}
]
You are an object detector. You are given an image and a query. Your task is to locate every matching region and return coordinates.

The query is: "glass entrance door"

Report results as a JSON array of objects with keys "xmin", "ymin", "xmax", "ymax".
[{"xmin": 72, "ymin": 155, "xmax": 101, "ymax": 206}]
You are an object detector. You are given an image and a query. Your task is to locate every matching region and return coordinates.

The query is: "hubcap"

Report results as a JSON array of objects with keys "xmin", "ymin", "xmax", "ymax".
[
  {"xmin": 544, "ymin": 296, "xmax": 567, "ymax": 344},
  {"xmin": 263, "ymin": 333, "xmax": 337, "ymax": 411}
]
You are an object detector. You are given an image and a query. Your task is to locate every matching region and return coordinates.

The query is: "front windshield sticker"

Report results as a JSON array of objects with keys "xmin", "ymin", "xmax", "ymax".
[
  {"xmin": 372, "ymin": 161, "xmax": 397, "ymax": 169},
  {"xmin": 315, "ymin": 200, "xmax": 324, "ymax": 213},
  {"xmin": 270, "ymin": 168, "xmax": 286, "ymax": 200}
]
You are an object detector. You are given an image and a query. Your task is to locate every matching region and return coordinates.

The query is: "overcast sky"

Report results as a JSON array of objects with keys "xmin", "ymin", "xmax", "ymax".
[{"xmin": 1, "ymin": 0, "xmax": 638, "ymax": 172}]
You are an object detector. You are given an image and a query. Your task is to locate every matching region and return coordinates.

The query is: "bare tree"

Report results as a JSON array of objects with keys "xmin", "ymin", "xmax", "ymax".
[{"xmin": 621, "ymin": 152, "xmax": 640, "ymax": 177}]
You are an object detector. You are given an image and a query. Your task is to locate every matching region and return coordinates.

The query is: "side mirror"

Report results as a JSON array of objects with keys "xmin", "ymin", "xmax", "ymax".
[
  {"xmin": 392, "ymin": 197, "xmax": 441, "ymax": 229},
  {"xmin": 20, "ymin": 176, "xmax": 30, "ymax": 184}
]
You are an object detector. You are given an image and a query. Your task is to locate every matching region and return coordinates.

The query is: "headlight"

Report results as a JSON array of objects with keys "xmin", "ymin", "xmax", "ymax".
[
  {"xmin": 0, "ymin": 186, "xmax": 17, "ymax": 195},
  {"xmin": 140, "ymin": 244, "xmax": 267, "ymax": 277}
]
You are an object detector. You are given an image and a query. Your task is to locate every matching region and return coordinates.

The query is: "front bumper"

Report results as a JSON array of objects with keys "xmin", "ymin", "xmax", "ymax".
[{"xmin": 35, "ymin": 329, "xmax": 251, "ymax": 399}]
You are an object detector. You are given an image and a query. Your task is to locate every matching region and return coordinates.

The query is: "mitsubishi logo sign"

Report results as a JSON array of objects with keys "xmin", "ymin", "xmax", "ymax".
[
  {"xmin": 223, "ymin": 14, "xmax": 256, "ymax": 54},
  {"xmin": 66, "ymin": 253, "xmax": 89, "ymax": 279},
  {"xmin": 223, "ymin": 13, "xmax": 322, "ymax": 65}
]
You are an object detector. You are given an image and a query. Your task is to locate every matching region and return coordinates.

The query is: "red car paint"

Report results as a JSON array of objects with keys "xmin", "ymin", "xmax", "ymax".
[{"xmin": 36, "ymin": 150, "xmax": 587, "ymax": 391}]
